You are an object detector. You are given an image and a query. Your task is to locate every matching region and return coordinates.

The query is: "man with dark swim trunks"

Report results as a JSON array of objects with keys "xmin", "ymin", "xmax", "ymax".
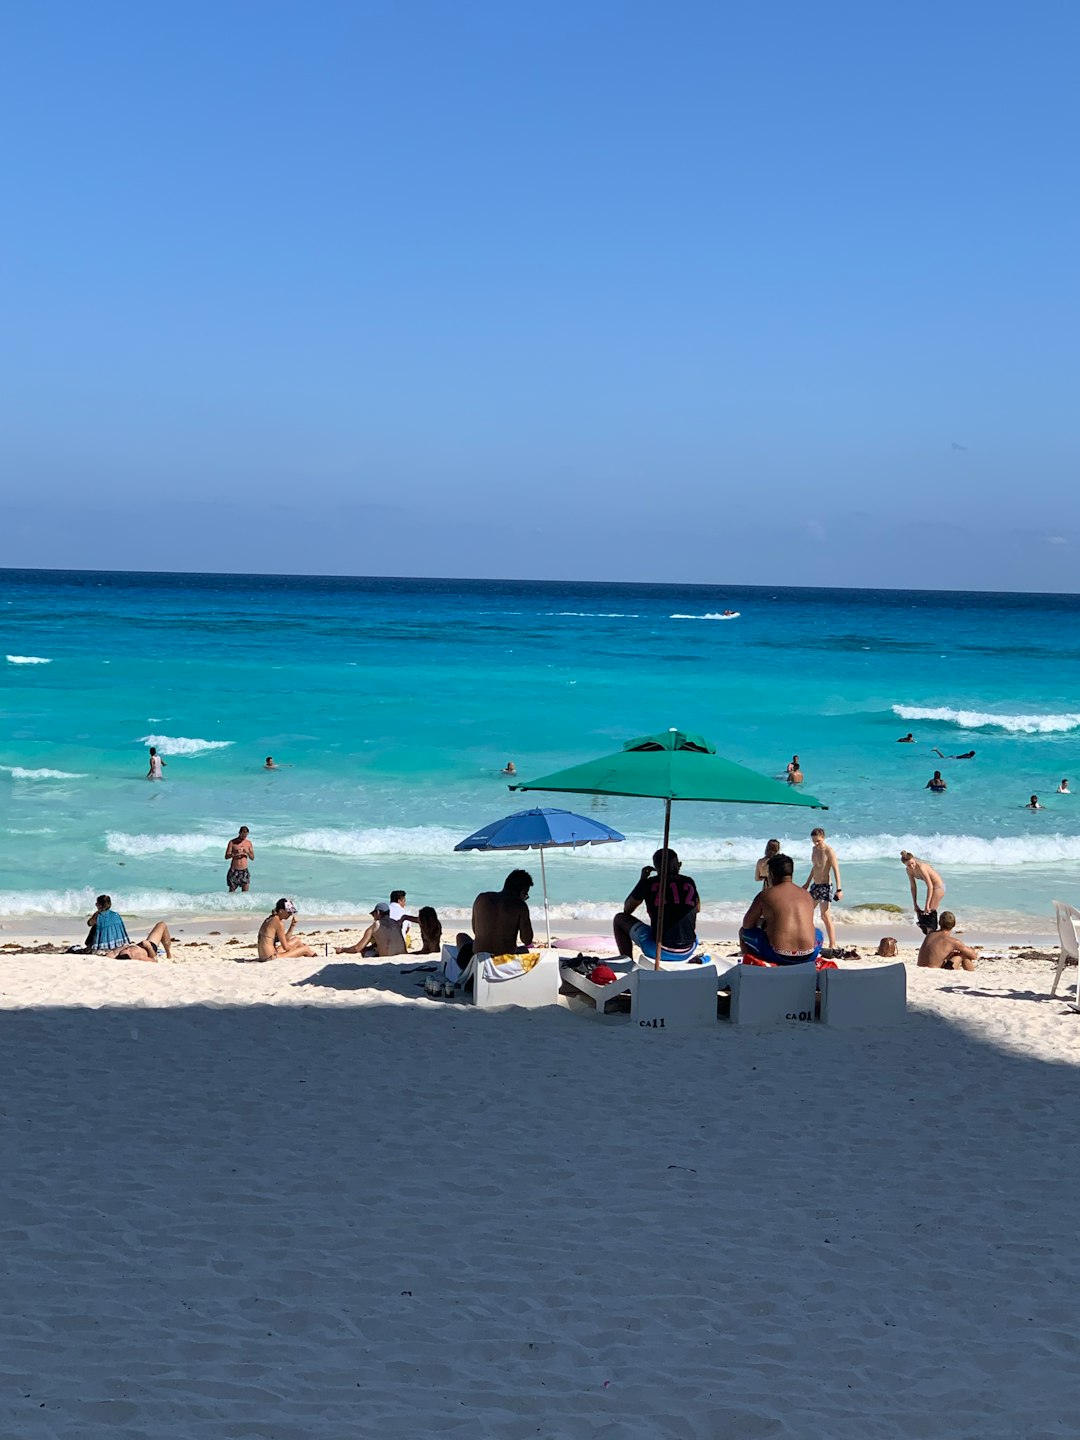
[{"xmin": 225, "ymin": 825, "xmax": 254, "ymax": 893}]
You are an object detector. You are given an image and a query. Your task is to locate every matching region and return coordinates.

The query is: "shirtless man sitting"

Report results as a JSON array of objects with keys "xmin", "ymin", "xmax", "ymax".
[
  {"xmin": 337, "ymin": 902, "xmax": 407, "ymax": 957},
  {"xmin": 901, "ymin": 850, "xmax": 945, "ymax": 933},
  {"xmin": 917, "ymin": 912, "xmax": 979, "ymax": 971},
  {"xmin": 456, "ymin": 869, "xmax": 535, "ymax": 968},
  {"xmin": 739, "ymin": 853, "xmax": 823, "ymax": 965},
  {"xmin": 257, "ymin": 899, "xmax": 317, "ymax": 960}
]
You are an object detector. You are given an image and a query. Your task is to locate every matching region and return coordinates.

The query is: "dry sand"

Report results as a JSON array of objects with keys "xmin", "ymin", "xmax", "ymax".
[{"xmin": 2, "ymin": 938, "xmax": 1079, "ymax": 1438}]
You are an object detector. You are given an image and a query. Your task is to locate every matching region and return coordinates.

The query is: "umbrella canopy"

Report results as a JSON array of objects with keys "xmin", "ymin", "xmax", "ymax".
[
  {"xmin": 511, "ymin": 729, "xmax": 827, "ymax": 966},
  {"xmin": 511, "ymin": 729, "xmax": 828, "ymax": 809},
  {"xmin": 454, "ymin": 807, "xmax": 625, "ymax": 852},
  {"xmin": 454, "ymin": 807, "xmax": 625, "ymax": 945}
]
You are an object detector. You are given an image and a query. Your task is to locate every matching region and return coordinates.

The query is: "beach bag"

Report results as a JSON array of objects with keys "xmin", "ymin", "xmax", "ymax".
[{"xmin": 875, "ymin": 937, "xmax": 898, "ymax": 957}]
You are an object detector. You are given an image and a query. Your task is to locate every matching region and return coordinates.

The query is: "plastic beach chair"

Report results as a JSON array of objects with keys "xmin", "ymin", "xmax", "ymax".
[
  {"xmin": 628, "ymin": 962, "xmax": 719, "ymax": 1030},
  {"xmin": 1051, "ymin": 901, "xmax": 1080, "ymax": 1003},
  {"xmin": 558, "ymin": 959, "xmax": 635, "ymax": 1015},
  {"xmin": 725, "ymin": 960, "xmax": 817, "ymax": 1026},
  {"xmin": 817, "ymin": 962, "xmax": 907, "ymax": 1027},
  {"xmin": 473, "ymin": 950, "xmax": 560, "ymax": 1009}
]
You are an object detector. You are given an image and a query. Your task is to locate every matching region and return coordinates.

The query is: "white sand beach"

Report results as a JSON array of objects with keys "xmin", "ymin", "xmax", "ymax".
[{"xmin": 3, "ymin": 937, "xmax": 1079, "ymax": 1439}]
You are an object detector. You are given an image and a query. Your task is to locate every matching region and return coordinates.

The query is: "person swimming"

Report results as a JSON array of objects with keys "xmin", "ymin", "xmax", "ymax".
[
  {"xmin": 897, "ymin": 733, "xmax": 915, "ymax": 743},
  {"xmin": 1027, "ymin": 795, "xmax": 1043, "ymax": 810},
  {"xmin": 1058, "ymin": 779, "xmax": 1070, "ymax": 794},
  {"xmin": 502, "ymin": 761, "xmax": 516, "ymax": 775},
  {"xmin": 926, "ymin": 771, "xmax": 947, "ymax": 792}
]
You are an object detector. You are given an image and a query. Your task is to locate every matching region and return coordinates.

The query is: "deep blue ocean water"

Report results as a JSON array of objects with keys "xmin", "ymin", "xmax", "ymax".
[{"xmin": 3, "ymin": 568, "xmax": 1080, "ymax": 933}]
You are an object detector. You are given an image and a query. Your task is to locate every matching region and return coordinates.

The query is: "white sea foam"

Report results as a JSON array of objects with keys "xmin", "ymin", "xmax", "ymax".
[
  {"xmin": 893, "ymin": 704, "xmax": 1080, "ymax": 735},
  {"xmin": 669, "ymin": 612, "xmax": 740, "ymax": 620},
  {"xmin": 276, "ymin": 826, "xmax": 466, "ymax": 857},
  {"xmin": 0, "ymin": 888, "xmax": 366, "ymax": 919},
  {"xmin": 138, "ymin": 734, "xmax": 234, "ymax": 756},
  {"xmin": 6, "ymin": 655, "xmax": 51, "ymax": 664},
  {"xmin": 101, "ymin": 826, "xmax": 1080, "ymax": 870},
  {"xmin": 548, "ymin": 612, "xmax": 640, "ymax": 618},
  {"xmin": 0, "ymin": 765, "xmax": 86, "ymax": 780},
  {"xmin": 106, "ymin": 832, "xmax": 223, "ymax": 857}
]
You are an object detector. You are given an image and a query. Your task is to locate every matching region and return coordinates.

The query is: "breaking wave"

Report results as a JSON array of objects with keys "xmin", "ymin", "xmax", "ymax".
[
  {"xmin": 893, "ymin": 704, "xmax": 1080, "ymax": 735},
  {"xmin": 138, "ymin": 734, "xmax": 234, "ymax": 756},
  {"xmin": 106, "ymin": 832, "xmax": 223, "ymax": 857},
  {"xmin": 0, "ymin": 766, "xmax": 86, "ymax": 780},
  {"xmin": 6, "ymin": 654, "xmax": 51, "ymax": 664},
  {"xmin": 101, "ymin": 826, "xmax": 1080, "ymax": 869}
]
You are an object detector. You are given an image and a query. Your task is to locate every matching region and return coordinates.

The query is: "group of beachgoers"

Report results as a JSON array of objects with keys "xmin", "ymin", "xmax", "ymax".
[{"xmin": 895, "ymin": 733, "xmax": 1068, "ymax": 808}]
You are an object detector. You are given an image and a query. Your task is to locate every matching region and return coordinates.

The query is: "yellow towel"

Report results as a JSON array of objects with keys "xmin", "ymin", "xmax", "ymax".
[{"xmin": 492, "ymin": 951, "xmax": 540, "ymax": 971}]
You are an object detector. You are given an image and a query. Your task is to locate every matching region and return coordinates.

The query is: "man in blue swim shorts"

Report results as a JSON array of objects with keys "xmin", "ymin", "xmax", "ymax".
[
  {"xmin": 739, "ymin": 853, "xmax": 823, "ymax": 965},
  {"xmin": 614, "ymin": 848, "xmax": 701, "ymax": 962}
]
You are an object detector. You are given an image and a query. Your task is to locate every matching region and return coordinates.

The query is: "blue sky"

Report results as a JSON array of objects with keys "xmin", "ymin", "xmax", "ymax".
[{"xmin": 1, "ymin": 0, "xmax": 1077, "ymax": 588}]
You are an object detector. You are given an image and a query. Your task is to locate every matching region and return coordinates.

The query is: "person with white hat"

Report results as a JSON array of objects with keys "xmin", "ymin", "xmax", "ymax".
[{"xmin": 337, "ymin": 901, "xmax": 408, "ymax": 957}]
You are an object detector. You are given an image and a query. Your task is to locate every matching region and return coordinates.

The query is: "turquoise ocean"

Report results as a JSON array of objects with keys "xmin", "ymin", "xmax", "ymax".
[{"xmin": 3, "ymin": 569, "xmax": 1079, "ymax": 935}]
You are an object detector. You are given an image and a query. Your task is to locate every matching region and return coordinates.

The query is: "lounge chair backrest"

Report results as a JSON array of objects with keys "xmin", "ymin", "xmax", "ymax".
[
  {"xmin": 1053, "ymin": 901, "xmax": 1080, "ymax": 961},
  {"xmin": 727, "ymin": 961, "xmax": 817, "ymax": 1027},
  {"xmin": 629, "ymin": 963, "xmax": 718, "ymax": 1030},
  {"xmin": 818, "ymin": 962, "xmax": 906, "ymax": 1028}
]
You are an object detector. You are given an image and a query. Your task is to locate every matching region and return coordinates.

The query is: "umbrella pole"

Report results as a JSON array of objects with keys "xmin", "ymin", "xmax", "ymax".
[
  {"xmin": 653, "ymin": 797, "xmax": 672, "ymax": 970},
  {"xmin": 540, "ymin": 847, "xmax": 552, "ymax": 948}
]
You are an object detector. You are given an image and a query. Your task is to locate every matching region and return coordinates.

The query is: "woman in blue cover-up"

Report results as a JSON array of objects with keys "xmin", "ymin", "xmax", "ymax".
[{"xmin": 86, "ymin": 895, "xmax": 131, "ymax": 952}]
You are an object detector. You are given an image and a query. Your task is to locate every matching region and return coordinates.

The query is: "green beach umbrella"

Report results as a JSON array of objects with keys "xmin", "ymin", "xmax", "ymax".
[{"xmin": 511, "ymin": 728, "xmax": 827, "ymax": 966}]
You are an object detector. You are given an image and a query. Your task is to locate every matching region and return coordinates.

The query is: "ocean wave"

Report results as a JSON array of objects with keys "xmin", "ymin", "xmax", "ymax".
[
  {"xmin": 669, "ymin": 613, "xmax": 739, "ymax": 620},
  {"xmin": 893, "ymin": 704, "xmax": 1080, "ymax": 735},
  {"xmin": 0, "ymin": 765, "xmax": 86, "ymax": 780},
  {"xmin": 98, "ymin": 826, "xmax": 1080, "ymax": 869},
  {"xmin": 0, "ymin": 888, "xmax": 368, "ymax": 919},
  {"xmin": 106, "ymin": 832, "xmax": 223, "ymax": 857},
  {"xmin": 6, "ymin": 654, "xmax": 51, "ymax": 664},
  {"xmin": 276, "ymin": 826, "xmax": 466, "ymax": 857},
  {"xmin": 138, "ymin": 734, "xmax": 234, "ymax": 756}
]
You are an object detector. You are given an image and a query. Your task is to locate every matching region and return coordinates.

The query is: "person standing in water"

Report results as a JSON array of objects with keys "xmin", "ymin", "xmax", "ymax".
[
  {"xmin": 225, "ymin": 825, "xmax": 254, "ymax": 893},
  {"xmin": 901, "ymin": 850, "xmax": 946, "ymax": 933},
  {"xmin": 755, "ymin": 839, "xmax": 781, "ymax": 889},
  {"xmin": 803, "ymin": 827, "xmax": 842, "ymax": 950},
  {"xmin": 1058, "ymin": 779, "xmax": 1070, "ymax": 794},
  {"xmin": 147, "ymin": 746, "xmax": 166, "ymax": 780}
]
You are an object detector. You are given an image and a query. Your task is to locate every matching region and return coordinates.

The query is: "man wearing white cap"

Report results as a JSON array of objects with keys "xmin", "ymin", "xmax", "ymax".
[{"xmin": 338, "ymin": 901, "xmax": 408, "ymax": 957}]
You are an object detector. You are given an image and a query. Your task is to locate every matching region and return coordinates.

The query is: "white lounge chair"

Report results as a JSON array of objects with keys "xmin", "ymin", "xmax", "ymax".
[
  {"xmin": 431, "ymin": 944, "xmax": 560, "ymax": 1009},
  {"xmin": 628, "ymin": 962, "xmax": 719, "ymax": 1030},
  {"xmin": 1051, "ymin": 901, "xmax": 1080, "ymax": 1002},
  {"xmin": 818, "ymin": 962, "xmax": 906, "ymax": 1027},
  {"xmin": 558, "ymin": 959, "xmax": 635, "ymax": 1015},
  {"xmin": 725, "ymin": 961, "xmax": 817, "ymax": 1027}
]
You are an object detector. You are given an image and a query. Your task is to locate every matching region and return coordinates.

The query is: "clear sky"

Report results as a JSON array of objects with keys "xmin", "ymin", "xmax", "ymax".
[{"xmin": 1, "ymin": 1, "xmax": 1077, "ymax": 589}]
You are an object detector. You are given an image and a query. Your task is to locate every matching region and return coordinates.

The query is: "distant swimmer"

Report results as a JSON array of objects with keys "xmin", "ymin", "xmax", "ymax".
[
  {"xmin": 926, "ymin": 771, "xmax": 947, "ymax": 792},
  {"xmin": 1027, "ymin": 794, "xmax": 1043, "ymax": 810},
  {"xmin": 225, "ymin": 825, "xmax": 254, "ymax": 893},
  {"xmin": 787, "ymin": 765, "xmax": 804, "ymax": 785},
  {"xmin": 1058, "ymin": 779, "xmax": 1070, "ymax": 794},
  {"xmin": 932, "ymin": 748, "xmax": 976, "ymax": 760},
  {"xmin": 786, "ymin": 754, "xmax": 800, "ymax": 776},
  {"xmin": 265, "ymin": 756, "xmax": 279, "ymax": 769},
  {"xmin": 917, "ymin": 912, "xmax": 979, "ymax": 971},
  {"xmin": 502, "ymin": 761, "xmax": 517, "ymax": 775},
  {"xmin": 147, "ymin": 745, "xmax": 166, "ymax": 781},
  {"xmin": 901, "ymin": 850, "xmax": 946, "ymax": 933},
  {"xmin": 897, "ymin": 733, "xmax": 916, "ymax": 743}
]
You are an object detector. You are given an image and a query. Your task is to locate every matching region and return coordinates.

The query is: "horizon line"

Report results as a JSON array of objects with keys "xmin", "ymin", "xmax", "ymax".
[{"xmin": 0, "ymin": 562, "xmax": 1077, "ymax": 601}]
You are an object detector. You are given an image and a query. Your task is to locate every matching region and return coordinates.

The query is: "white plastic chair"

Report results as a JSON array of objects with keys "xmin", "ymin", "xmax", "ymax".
[
  {"xmin": 818, "ymin": 962, "xmax": 907, "ymax": 1027},
  {"xmin": 725, "ymin": 961, "xmax": 817, "ymax": 1027},
  {"xmin": 1051, "ymin": 901, "xmax": 1080, "ymax": 1001},
  {"xmin": 474, "ymin": 950, "xmax": 560, "ymax": 1009},
  {"xmin": 558, "ymin": 960, "xmax": 635, "ymax": 1015},
  {"xmin": 628, "ymin": 962, "xmax": 719, "ymax": 1030}
]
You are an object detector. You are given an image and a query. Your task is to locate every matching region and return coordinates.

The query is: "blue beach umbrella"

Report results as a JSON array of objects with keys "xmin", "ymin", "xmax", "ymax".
[{"xmin": 454, "ymin": 807, "xmax": 625, "ymax": 946}]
